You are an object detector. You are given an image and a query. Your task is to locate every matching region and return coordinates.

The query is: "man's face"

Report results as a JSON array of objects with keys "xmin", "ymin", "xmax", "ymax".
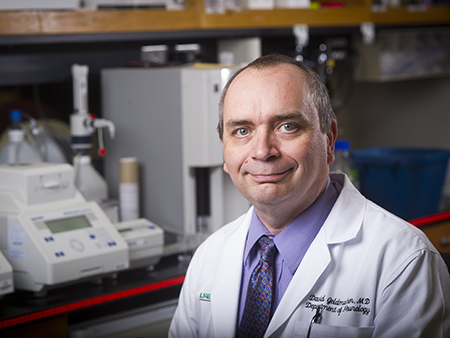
[{"xmin": 221, "ymin": 64, "xmax": 336, "ymax": 214}]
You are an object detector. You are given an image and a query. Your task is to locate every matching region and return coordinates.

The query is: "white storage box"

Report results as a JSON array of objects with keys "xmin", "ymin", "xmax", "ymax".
[
  {"xmin": 0, "ymin": 0, "xmax": 79, "ymax": 10},
  {"xmin": 276, "ymin": 0, "xmax": 310, "ymax": 8}
]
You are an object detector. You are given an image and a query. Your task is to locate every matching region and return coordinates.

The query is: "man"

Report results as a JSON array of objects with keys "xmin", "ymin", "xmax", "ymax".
[{"xmin": 169, "ymin": 53, "xmax": 450, "ymax": 337}]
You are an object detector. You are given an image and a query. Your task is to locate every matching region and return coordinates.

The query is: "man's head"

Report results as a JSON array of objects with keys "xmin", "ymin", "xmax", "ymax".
[
  {"xmin": 219, "ymin": 53, "xmax": 338, "ymax": 229},
  {"xmin": 218, "ymin": 53, "xmax": 336, "ymax": 140}
]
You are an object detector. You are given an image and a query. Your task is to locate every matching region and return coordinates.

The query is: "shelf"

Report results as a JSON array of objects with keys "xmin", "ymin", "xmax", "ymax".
[
  {"xmin": 369, "ymin": 5, "xmax": 450, "ymax": 26},
  {"xmin": 0, "ymin": 8, "xmax": 199, "ymax": 36},
  {"xmin": 0, "ymin": 2, "xmax": 448, "ymax": 37},
  {"xmin": 199, "ymin": 7, "xmax": 369, "ymax": 29}
]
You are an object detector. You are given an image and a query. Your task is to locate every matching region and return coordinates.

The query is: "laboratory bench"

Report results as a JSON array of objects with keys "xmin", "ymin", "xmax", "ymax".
[
  {"xmin": 0, "ymin": 211, "xmax": 449, "ymax": 337},
  {"xmin": 0, "ymin": 254, "xmax": 187, "ymax": 338}
]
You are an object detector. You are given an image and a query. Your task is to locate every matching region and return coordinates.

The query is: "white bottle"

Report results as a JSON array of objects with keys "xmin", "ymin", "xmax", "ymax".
[
  {"xmin": 119, "ymin": 157, "xmax": 139, "ymax": 221},
  {"xmin": 330, "ymin": 139, "xmax": 360, "ymax": 190},
  {"xmin": 74, "ymin": 155, "xmax": 108, "ymax": 203},
  {"xmin": 0, "ymin": 110, "xmax": 42, "ymax": 165}
]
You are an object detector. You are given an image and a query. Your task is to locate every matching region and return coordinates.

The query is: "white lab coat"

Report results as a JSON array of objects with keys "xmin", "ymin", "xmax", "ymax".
[{"xmin": 169, "ymin": 174, "xmax": 450, "ymax": 338}]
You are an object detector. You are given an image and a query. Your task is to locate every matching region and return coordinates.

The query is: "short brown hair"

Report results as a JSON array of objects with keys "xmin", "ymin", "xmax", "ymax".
[{"xmin": 217, "ymin": 53, "xmax": 336, "ymax": 140}]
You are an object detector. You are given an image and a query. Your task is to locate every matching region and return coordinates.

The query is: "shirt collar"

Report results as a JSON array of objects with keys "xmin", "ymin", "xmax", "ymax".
[{"xmin": 243, "ymin": 177, "xmax": 341, "ymax": 274}]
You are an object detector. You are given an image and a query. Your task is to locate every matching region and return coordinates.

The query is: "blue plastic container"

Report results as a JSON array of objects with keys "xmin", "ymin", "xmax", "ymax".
[{"xmin": 351, "ymin": 148, "xmax": 450, "ymax": 220}]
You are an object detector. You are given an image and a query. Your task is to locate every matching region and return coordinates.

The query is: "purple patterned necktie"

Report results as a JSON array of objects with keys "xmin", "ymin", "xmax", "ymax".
[{"xmin": 237, "ymin": 235, "xmax": 276, "ymax": 338}]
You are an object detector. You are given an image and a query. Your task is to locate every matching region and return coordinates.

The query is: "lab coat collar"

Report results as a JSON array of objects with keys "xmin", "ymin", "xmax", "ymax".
[
  {"xmin": 324, "ymin": 173, "xmax": 366, "ymax": 244},
  {"xmin": 211, "ymin": 207, "xmax": 253, "ymax": 338},
  {"xmin": 265, "ymin": 174, "xmax": 366, "ymax": 337}
]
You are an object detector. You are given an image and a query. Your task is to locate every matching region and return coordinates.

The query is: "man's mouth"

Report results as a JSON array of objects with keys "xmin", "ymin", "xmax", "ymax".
[{"xmin": 249, "ymin": 169, "xmax": 291, "ymax": 182}]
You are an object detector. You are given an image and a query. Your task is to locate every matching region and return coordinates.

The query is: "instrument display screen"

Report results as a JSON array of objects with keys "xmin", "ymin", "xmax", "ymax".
[{"xmin": 45, "ymin": 215, "xmax": 92, "ymax": 234}]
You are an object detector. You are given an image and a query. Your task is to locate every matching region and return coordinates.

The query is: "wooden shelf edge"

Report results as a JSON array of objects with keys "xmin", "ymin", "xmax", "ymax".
[
  {"xmin": 199, "ymin": 7, "xmax": 369, "ymax": 29},
  {"xmin": 199, "ymin": 6, "xmax": 450, "ymax": 30},
  {"xmin": 0, "ymin": 9, "xmax": 200, "ymax": 36},
  {"xmin": 0, "ymin": 6, "xmax": 448, "ymax": 36}
]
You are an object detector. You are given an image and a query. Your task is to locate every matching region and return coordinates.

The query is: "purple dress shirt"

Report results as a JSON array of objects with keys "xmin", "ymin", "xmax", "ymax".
[{"xmin": 237, "ymin": 176, "xmax": 343, "ymax": 325}]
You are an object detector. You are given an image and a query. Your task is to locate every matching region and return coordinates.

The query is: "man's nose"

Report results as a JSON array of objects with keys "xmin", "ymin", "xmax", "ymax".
[{"xmin": 251, "ymin": 130, "xmax": 280, "ymax": 161}]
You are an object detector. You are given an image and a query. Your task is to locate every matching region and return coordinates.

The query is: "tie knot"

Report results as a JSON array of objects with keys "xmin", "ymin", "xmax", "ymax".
[{"xmin": 258, "ymin": 235, "xmax": 276, "ymax": 262}]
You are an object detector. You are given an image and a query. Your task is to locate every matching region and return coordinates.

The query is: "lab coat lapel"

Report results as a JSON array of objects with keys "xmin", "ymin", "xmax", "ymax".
[
  {"xmin": 266, "ymin": 225, "xmax": 331, "ymax": 337},
  {"xmin": 211, "ymin": 208, "xmax": 253, "ymax": 338},
  {"xmin": 265, "ymin": 175, "xmax": 366, "ymax": 337}
]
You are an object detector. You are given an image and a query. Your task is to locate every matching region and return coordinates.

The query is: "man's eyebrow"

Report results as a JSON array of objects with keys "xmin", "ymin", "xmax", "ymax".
[
  {"xmin": 225, "ymin": 119, "xmax": 252, "ymax": 130},
  {"xmin": 275, "ymin": 111, "xmax": 312, "ymax": 124},
  {"xmin": 224, "ymin": 111, "xmax": 313, "ymax": 132}
]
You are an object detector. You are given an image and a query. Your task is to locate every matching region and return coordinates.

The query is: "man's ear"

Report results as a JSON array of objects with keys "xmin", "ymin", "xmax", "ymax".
[
  {"xmin": 223, "ymin": 162, "xmax": 229, "ymax": 174},
  {"xmin": 221, "ymin": 140, "xmax": 229, "ymax": 174},
  {"xmin": 327, "ymin": 120, "xmax": 338, "ymax": 165}
]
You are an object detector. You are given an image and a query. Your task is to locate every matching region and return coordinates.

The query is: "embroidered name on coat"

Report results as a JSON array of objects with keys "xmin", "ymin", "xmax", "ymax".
[{"xmin": 305, "ymin": 294, "xmax": 371, "ymax": 316}]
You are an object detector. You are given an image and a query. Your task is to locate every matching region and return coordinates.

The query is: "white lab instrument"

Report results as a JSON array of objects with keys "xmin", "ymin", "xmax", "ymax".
[
  {"xmin": 115, "ymin": 218, "xmax": 164, "ymax": 270},
  {"xmin": 0, "ymin": 251, "xmax": 14, "ymax": 298},
  {"xmin": 71, "ymin": 64, "xmax": 116, "ymax": 153},
  {"xmin": 71, "ymin": 64, "xmax": 116, "ymax": 204},
  {"xmin": 101, "ymin": 66, "xmax": 250, "ymax": 249},
  {"xmin": 0, "ymin": 162, "xmax": 129, "ymax": 293}
]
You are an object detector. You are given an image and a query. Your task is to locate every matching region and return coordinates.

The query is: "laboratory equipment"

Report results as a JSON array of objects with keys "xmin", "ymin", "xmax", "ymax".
[
  {"xmin": 217, "ymin": 37, "xmax": 262, "ymax": 67},
  {"xmin": 101, "ymin": 66, "xmax": 250, "ymax": 249},
  {"xmin": 0, "ymin": 162, "xmax": 129, "ymax": 293},
  {"xmin": 0, "ymin": 110, "xmax": 42, "ymax": 165},
  {"xmin": 140, "ymin": 45, "xmax": 168, "ymax": 66},
  {"xmin": 71, "ymin": 64, "xmax": 116, "ymax": 154},
  {"xmin": 75, "ymin": 155, "xmax": 108, "ymax": 203},
  {"xmin": 0, "ymin": 251, "xmax": 14, "ymax": 298},
  {"xmin": 71, "ymin": 64, "xmax": 115, "ymax": 203},
  {"xmin": 119, "ymin": 157, "xmax": 139, "ymax": 222},
  {"xmin": 115, "ymin": 218, "xmax": 164, "ymax": 271},
  {"xmin": 0, "ymin": 109, "xmax": 68, "ymax": 165},
  {"xmin": 355, "ymin": 27, "xmax": 450, "ymax": 82},
  {"xmin": 26, "ymin": 115, "xmax": 69, "ymax": 164}
]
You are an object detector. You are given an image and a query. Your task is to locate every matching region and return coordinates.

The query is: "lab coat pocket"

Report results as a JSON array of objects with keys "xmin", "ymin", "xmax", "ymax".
[{"xmin": 294, "ymin": 320, "xmax": 374, "ymax": 338}]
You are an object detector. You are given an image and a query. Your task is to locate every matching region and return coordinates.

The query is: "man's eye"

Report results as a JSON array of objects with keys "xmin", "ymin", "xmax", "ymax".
[
  {"xmin": 280, "ymin": 123, "xmax": 295, "ymax": 132},
  {"xmin": 236, "ymin": 128, "xmax": 249, "ymax": 136}
]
